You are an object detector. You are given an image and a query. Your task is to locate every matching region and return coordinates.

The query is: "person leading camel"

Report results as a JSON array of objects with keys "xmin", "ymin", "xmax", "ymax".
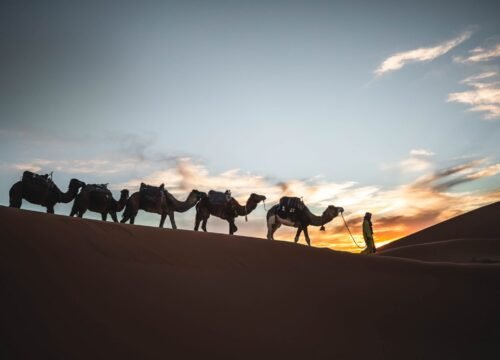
[{"xmin": 361, "ymin": 212, "xmax": 376, "ymax": 254}]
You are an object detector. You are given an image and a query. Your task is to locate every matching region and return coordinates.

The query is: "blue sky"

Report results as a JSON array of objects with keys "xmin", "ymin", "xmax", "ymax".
[{"xmin": 1, "ymin": 0, "xmax": 499, "ymax": 249}]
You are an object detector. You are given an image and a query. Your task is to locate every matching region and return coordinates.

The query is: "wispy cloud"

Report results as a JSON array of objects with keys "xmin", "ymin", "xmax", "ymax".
[
  {"xmin": 382, "ymin": 149, "xmax": 435, "ymax": 173},
  {"xmin": 400, "ymin": 149, "xmax": 435, "ymax": 172},
  {"xmin": 410, "ymin": 149, "xmax": 435, "ymax": 157},
  {"xmin": 11, "ymin": 158, "xmax": 139, "ymax": 175},
  {"xmin": 375, "ymin": 31, "xmax": 472, "ymax": 76},
  {"xmin": 454, "ymin": 43, "xmax": 500, "ymax": 63},
  {"xmin": 448, "ymin": 71, "xmax": 500, "ymax": 120}
]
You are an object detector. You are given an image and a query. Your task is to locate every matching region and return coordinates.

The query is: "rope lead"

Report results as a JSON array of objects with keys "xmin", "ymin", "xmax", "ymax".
[{"xmin": 341, "ymin": 212, "xmax": 365, "ymax": 249}]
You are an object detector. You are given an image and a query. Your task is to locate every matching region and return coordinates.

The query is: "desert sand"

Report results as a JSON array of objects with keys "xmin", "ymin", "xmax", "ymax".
[{"xmin": 1, "ymin": 204, "xmax": 499, "ymax": 359}]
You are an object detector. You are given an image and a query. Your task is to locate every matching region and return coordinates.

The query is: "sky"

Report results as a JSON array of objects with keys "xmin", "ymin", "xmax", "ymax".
[{"xmin": 1, "ymin": 0, "xmax": 499, "ymax": 251}]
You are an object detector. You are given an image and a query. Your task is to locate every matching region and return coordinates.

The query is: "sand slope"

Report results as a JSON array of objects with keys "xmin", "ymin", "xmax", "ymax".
[
  {"xmin": 378, "ymin": 238, "xmax": 500, "ymax": 263},
  {"xmin": 379, "ymin": 201, "xmax": 500, "ymax": 251},
  {"xmin": 1, "ymin": 206, "xmax": 500, "ymax": 359}
]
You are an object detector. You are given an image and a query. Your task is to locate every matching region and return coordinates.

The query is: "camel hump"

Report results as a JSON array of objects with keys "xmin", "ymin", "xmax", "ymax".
[
  {"xmin": 85, "ymin": 184, "xmax": 110, "ymax": 194},
  {"xmin": 277, "ymin": 196, "xmax": 304, "ymax": 219},
  {"xmin": 279, "ymin": 196, "xmax": 303, "ymax": 209},
  {"xmin": 208, "ymin": 191, "xmax": 230, "ymax": 205},
  {"xmin": 140, "ymin": 183, "xmax": 165, "ymax": 198},
  {"xmin": 22, "ymin": 171, "xmax": 54, "ymax": 187}
]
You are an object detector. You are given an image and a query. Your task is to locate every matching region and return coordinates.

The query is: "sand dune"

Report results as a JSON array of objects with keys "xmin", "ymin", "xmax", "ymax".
[
  {"xmin": 378, "ymin": 238, "xmax": 500, "ymax": 263},
  {"xmin": 379, "ymin": 201, "xmax": 500, "ymax": 251},
  {"xmin": 1, "ymin": 205, "xmax": 500, "ymax": 359}
]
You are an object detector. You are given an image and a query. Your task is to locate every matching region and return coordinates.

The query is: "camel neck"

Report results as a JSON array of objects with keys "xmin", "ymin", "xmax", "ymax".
[
  {"xmin": 165, "ymin": 191, "xmax": 198, "ymax": 213},
  {"xmin": 232, "ymin": 197, "xmax": 257, "ymax": 216},
  {"xmin": 304, "ymin": 206, "xmax": 331, "ymax": 226},
  {"xmin": 59, "ymin": 183, "xmax": 80, "ymax": 203}
]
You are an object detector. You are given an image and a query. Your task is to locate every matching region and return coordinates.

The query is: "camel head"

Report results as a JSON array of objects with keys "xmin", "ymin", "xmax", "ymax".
[
  {"xmin": 191, "ymin": 189, "xmax": 207, "ymax": 200},
  {"xmin": 249, "ymin": 193, "xmax": 267, "ymax": 204},
  {"xmin": 324, "ymin": 205, "xmax": 344, "ymax": 219},
  {"xmin": 69, "ymin": 178, "xmax": 86, "ymax": 190},
  {"xmin": 120, "ymin": 189, "xmax": 130, "ymax": 199}
]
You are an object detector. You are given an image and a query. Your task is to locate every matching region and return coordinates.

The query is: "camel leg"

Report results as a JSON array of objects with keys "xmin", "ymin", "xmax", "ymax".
[
  {"xmin": 294, "ymin": 226, "xmax": 303, "ymax": 243},
  {"xmin": 101, "ymin": 213, "xmax": 108, "ymax": 222},
  {"xmin": 69, "ymin": 203, "xmax": 78, "ymax": 217},
  {"xmin": 267, "ymin": 225, "xmax": 276, "ymax": 241},
  {"xmin": 122, "ymin": 210, "xmax": 137, "ymax": 225},
  {"xmin": 168, "ymin": 211, "xmax": 177, "ymax": 230},
  {"xmin": 77, "ymin": 209, "xmax": 86, "ymax": 218},
  {"xmin": 9, "ymin": 182, "xmax": 22, "ymax": 209},
  {"xmin": 159, "ymin": 213, "xmax": 166, "ymax": 228},
  {"xmin": 267, "ymin": 215, "xmax": 278, "ymax": 240},
  {"xmin": 303, "ymin": 226, "xmax": 311, "ymax": 246},
  {"xmin": 121, "ymin": 201, "xmax": 136, "ymax": 224},
  {"xmin": 110, "ymin": 212, "xmax": 118, "ymax": 223},
  {"xmin": 47, "ymin": 204, "xmax": 55, "ymax": 214},
  {"xmin": 228, "ymin": 219, "xmax": 238, "ymax": 235},
  {"xmin": 201, "ymin": 212, "xmax": 209, "ymax": 232},
  {"xmin": 194, "ymin": 210, "xmax": 202, "ymax": 231},
  {"xmin": 9, "ymin": 196, "xmax": 22, "ymax": 209}
]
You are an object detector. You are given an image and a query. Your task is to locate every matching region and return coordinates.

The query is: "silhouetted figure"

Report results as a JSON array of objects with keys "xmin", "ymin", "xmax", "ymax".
[{"xmin": 361, "ymin": 212, "xmax": 376, "ymax": 254}]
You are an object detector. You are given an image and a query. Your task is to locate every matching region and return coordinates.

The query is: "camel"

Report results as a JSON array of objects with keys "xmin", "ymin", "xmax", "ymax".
[
  {"xmin": 121, "ymin": 183, "xmax": 206, "ymax": 229},
  {"xmin": 9, "ymin": 171, "xmax": 86, "ymax": 213},
  {"xmin": 266, "ymin": 197, "xmax": 344, "ymax": 246},
  {"xmin": 194, "ymin": 191, "xmax": 267, "ymax": 235},
  {"xmin": 69, "ymin": 184, "xmax": 129, "ymax": 222}
]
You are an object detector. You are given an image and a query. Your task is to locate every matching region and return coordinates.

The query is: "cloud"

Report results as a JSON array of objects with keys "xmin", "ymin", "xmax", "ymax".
[
  {"xmin": 454, "ymin": 43, "xmax": 500, "ymax": 63},
  {"xmin": 375, "ymin": 31, "xmax": 472, "ymax": 76},
  {"xmin": 400, "ymin": 149, "xmax": 435, "ymax": 172},
  {"xmin": 448, "ymin": 72, "xmax": 500, "ymax": 120},
  {"xmin": 461, "ymin": 72, "xmax": 497, "ymax": 83},
  {"xmin": 10, "ymin": 158, "xmax": 140, "ymax": 176},
  {"xmin": 410, "ymin": 149, "xmax": 435, "ymax": 157},
  {"xmin": 380, "ymin": 149, "xmax": 435, "ymax": 173}
]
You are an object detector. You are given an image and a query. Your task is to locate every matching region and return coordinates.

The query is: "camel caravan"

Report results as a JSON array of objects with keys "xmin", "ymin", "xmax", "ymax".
[{"xmin": 8, "ymin": 170, "xmax": 349, "ymax": 247}]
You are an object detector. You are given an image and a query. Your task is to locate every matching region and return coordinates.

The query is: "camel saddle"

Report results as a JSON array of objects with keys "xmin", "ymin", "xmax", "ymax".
[
  {"xmin": 208, "ymin": 190, "xmax": 236, "ymax": 218},
  {"xmin": 208, "ymin": 190, "xmax": 231, "ymax": 206},
  {"xmin": 277, "ymin": 196, "xmax": 304, "ymax": 220},
  {"xmin": 22, "ymin": 171, "xmax": 54, "ymax": 188},
  {"xmin": 140, "ymin": 182, "xmax": 165, "ymax": 201},
  {"xmin": 84, "ymin": 184, "xmax": 110, "ymax": 195}
]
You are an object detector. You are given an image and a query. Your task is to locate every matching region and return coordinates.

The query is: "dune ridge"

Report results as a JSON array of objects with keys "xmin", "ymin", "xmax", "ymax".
[
  {"xmin": 1, "ymin": 206, "xmax": 500, "ymax": 359},
  {"xmin": 379, "ymin": 201, "xmax": 500, "ymax": 251}
]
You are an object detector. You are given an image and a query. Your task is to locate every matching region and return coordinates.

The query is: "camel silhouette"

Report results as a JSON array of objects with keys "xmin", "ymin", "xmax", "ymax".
[
  {"xmin": 9, "ymin": 171, "xmax": 85, "ymax": 213},
  {"xmin": 266, "ymin": 197, "xmax": 344, "ymax": 246},
  {"xmin": 121, "ymin": 183, "xmax": 206, "ymax": 228},
  {"xmin": 195, "ymin": 191, "xmax": 266, "ymax": 234},
  {"xmin": 70, "ymin": 184, "xmax": 129, "ymax": 222}
]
